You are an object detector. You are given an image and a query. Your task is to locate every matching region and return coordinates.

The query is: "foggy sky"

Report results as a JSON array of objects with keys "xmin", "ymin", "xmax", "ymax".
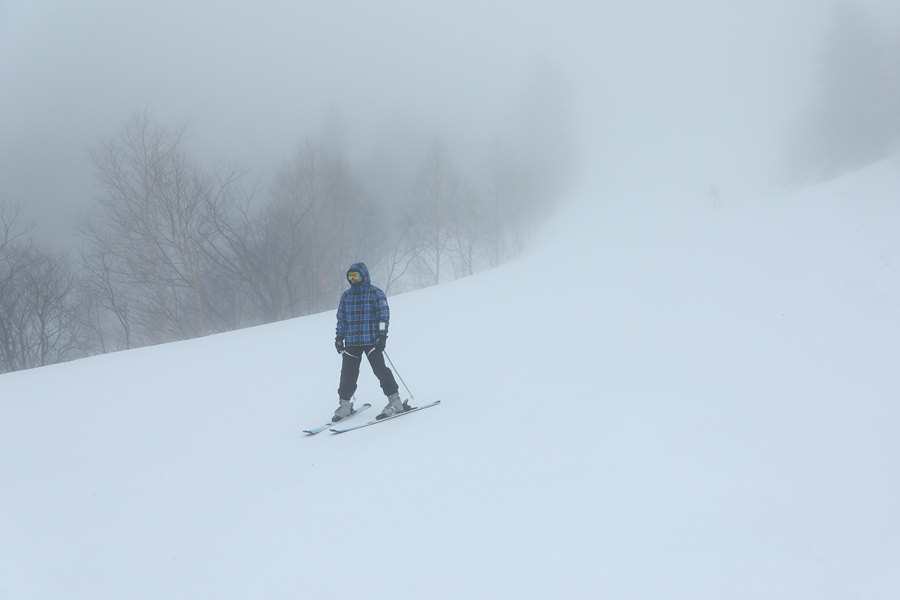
[{"xmin": 2, "ymin": 0, "xmax": 899, "ymax": 243}]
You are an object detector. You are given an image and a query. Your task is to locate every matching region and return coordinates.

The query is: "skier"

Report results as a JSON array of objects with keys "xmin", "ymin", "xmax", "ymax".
[
  {"xmin": 708, "ymin": 183, "xmax": 723, "ymax": 208},
  {"xmin": 332, "ymin": 262, "xmax": 404, "ymax": 422}
]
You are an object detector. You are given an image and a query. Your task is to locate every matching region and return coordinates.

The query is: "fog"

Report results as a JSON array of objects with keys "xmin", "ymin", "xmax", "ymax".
[{"xmin": 2, "ymin": 0, "xmax": 899, "ymax": 242}]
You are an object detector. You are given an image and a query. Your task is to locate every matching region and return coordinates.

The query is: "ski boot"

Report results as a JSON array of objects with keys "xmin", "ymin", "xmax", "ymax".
[
  {"xmin": 376, "ymin": 393, "xmax": 406, "ymax": 420},
  {"xmin": 333, "ymin": 398, "xmax": 354, "ymax": 422}
]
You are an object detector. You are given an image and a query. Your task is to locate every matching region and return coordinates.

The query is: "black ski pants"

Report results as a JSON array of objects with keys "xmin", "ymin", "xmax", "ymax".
[{"xmin": 338, "ymin": 346, "xmax": 399, "ymax": 400}]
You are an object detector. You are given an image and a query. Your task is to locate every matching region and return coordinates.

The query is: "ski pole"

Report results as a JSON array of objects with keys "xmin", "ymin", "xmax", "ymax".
[{"xmin": 383, "ymin": 351, "xmax": 414, "ymax": 400}]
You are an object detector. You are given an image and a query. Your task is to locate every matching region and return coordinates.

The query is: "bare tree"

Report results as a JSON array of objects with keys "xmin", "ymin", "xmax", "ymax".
[
  {"xmin": 481, "ymin": 137, "xmax": 525, "ymax": 268},
  {"xmin": 20, "ymin": 248, "xmax": 83, "ymax": 367},
  {"xmin": 447, "ymin": 181, "xmax": 482, "ymax": 279},
  {"xmin": 264, "ymin": 137, "xmax": 384, "ymax": 317},
  {"xmin": 78, "ymin": 110, "xmax": 246, "ymax": 344},
  {"xmin": 377, "ymin": 220, "xmax": 417, "ymax": 295},
  {"xmin": 405, "ymin": 137, "xmax": 460, "ymax": 286},
  {"xmin": 0, "ymin": 202, "xmax": 34, "ymax": 371},
  {"xmin": 0, "ymin": 201, "xmax": 83, "ymax": 373},
  {"xmin": 76, "ymin": 222, "xmax": 134, "ymax": 349}
]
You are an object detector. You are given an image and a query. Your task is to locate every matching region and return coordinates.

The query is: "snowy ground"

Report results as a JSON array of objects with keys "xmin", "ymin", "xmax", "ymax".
[{"xmin": 2, "ymin": 160, "xmax": 899, "ymax": 599}]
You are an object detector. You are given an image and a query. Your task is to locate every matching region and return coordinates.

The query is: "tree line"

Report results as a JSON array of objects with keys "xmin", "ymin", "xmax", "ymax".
[
  {"xmin": 8, "ymin": 3, "xmax": 896, "ymax": 374},
  {"xmin": 0, "ymin": 109, "xmax": 562, "ymax": 374}
]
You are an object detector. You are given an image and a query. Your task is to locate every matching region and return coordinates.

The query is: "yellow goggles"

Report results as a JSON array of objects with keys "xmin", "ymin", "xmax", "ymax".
[{"xmin": 347, "ymin": 271, "xmax": 363, "ymax": 283}]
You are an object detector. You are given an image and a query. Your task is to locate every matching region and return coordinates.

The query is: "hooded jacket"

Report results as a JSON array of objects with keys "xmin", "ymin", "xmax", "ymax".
[{"xmin": 335, "ymin": 263, "xmax": 389, "ymax": 347}]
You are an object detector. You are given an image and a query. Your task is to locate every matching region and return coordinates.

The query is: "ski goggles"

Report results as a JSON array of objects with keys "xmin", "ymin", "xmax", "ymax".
[{"xmin": 347, "ymin": 271, "xmax": 363, "ymax": 283}]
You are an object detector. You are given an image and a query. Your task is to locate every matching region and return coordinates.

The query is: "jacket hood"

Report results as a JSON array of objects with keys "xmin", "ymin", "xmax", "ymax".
[{"xmin": 347, "ymin": 262, "xmax": 371, "ymax": 286}]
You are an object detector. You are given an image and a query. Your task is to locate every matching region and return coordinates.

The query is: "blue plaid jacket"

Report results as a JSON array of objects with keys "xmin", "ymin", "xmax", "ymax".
[{"xmin": 336, "ymin": 263, "xmax": 389, "ymax": 347}]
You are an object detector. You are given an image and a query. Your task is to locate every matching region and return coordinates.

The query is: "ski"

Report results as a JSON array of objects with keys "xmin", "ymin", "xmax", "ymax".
[
  {"xmin": 303, "ymin": 403, "xmax": 372, "ymax": 435},
  {"xmin": 330, "ymin": 400, "xmax": 441, "ymax": 434}
]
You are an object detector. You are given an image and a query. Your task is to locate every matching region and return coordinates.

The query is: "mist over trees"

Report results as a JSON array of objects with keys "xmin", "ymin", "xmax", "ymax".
[
  {"xmin": 0, "ymin": 71, "xmax": 571, "ymax": 373},
  {"xmin": 787, "ymin": 3, "xmax": 900, "ymax": 184},
  {"xmin": 0, "ymin": 202, "xmax": 84, "ymax": 372},
  {"xmin": 4, "ymin": 2, "xmax": 900, "ymax": 374},
  {"xmin": 74, "ymin": 112, "xmax": 255, "ymax": 348}
]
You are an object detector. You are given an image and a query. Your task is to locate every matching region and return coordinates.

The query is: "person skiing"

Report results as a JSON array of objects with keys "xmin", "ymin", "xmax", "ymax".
[{"xmin": 332, "ymin": 262, "xmax": 403, "ymax": 422}]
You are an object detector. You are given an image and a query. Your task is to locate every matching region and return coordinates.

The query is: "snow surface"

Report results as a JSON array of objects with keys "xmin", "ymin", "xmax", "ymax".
[{"xmin": 2, "ymin": 161, "xmax": 900, "ymax": 599}]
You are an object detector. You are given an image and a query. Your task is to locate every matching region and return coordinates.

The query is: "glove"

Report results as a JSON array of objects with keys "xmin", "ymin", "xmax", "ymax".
[
  {"xmin": 374, "ymin": 334, "xmax": 387, "ymax": 353},
  {"xmin": 335, "ymin": 334, "xmax": 345, "ymax": 354}
]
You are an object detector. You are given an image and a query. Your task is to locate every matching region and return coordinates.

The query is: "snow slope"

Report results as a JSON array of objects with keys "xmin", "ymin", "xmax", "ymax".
[{"xmin": 2, "ymin": 161, "xmax": 899, "ymax": 599}]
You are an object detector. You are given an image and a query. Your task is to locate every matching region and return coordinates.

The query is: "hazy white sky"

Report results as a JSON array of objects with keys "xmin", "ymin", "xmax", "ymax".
[{"xmin": 1, "ymin": 0, "xmax": 898, "ymax": 240}]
